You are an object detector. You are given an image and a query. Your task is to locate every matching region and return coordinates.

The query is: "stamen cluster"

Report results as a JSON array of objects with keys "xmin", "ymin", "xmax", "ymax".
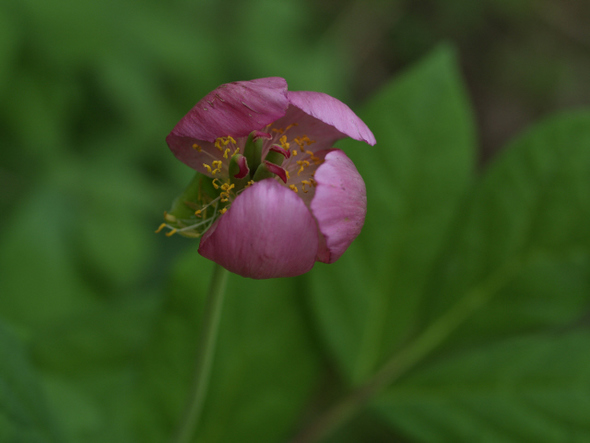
[{"xmin": 158, "ymin": 125, "xmax": 324, "ymax": 238}]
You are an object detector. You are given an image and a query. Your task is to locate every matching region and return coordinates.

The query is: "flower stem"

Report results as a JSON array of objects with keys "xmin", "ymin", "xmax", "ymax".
[{"xmin": 171, "ymin": 263, "xmax": 229, "ymax": 443}]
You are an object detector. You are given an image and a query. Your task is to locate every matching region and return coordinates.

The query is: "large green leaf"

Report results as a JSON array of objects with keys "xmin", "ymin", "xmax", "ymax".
[
  {"xmin": 371, "ymin": 112, "xmax": 590, "ymax": 440},
  {"xmin": 133, "ymin": 250, "xmax": 321, "ymax": 443},
  {"xmin": 0, "ymin": 322, "xmax": 64, "ymax": 443},
  {"xmin": 307, "ymin": 44, "xmax": 476, "ymax": 384},
  {"xmin": 375, "ymin": 331, "xmax": 590, "ymax": 443},
  {"xmin": 421, "ymin": 111, "xmax": 590, "ymax": 350}
]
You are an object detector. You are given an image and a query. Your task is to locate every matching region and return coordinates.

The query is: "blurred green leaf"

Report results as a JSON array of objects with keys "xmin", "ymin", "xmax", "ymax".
[
  {"xmin": 308, "ymin": 44, "xmax": 476, "ymax": 384},
  {"xmin": 133, "ymin": 250, "xmax": 321, "ymax": 443},
  {"xmin": 422, "ymin": 111, "xmax": 590, "ymax": 347},
  {"xmin": 0, "ymin": 187, "xmax": 94, "ymax": 330},
  {"xmin": 0, "ymin": 6, "xmax": 19, "ymax": 100},
  {"xmin": 0, "ymin": 321, "xmax": 64, "ymax": 443},
  {"xmin": 29, "ymin": 295, "xmax": 158, "ymax": 443},
  {"xmin": 375, "ymin": 331, "xmax": 590, "ymax": 442},
  {"xmin": 371, "ymin": 110, "xmax": 590, "ymax": 440}
]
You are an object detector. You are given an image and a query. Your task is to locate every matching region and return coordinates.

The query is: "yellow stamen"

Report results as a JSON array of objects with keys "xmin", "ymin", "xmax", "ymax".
[
  {"xmin": 279, "ymin": 135, "xmax": 290, "ymax": 150},
  {"xmin": 203, "ymin": 163, "xmax": 212, "ymax": 174},
  {"xmin": 192, "ymin": 143, "xmax": 202, "ymax": 152},
  {"xmin": 296, "ymin": 160, "xmax": 310, "ymax": 175},
  {"xmin": 306, "ymin": 150, "xmax": 322, "ymax": 164},
  {"xmin": 289, "ymin": 184, "xmax": 298, "ymax": 193},
  {"xmin": 165, "ymin": 228, "xmax": 177, "ymax": 237},
  {"xmin": 219, "ymin": 207, "xmax": 228, "ymax": 214},
  {"xmin": 294, "ymin": 135, "xmax": 315, "ymax": 148},
  {"xmin": 155, "ymin": 223, "xmax": 167, "ymax": 233},
  {"xmin": 214, "ymin": 135, "xmax": 236, "ymax": 151},
  {"xmin": 212, "ymin": 160, "xmax": 223, "ymax": 174}
]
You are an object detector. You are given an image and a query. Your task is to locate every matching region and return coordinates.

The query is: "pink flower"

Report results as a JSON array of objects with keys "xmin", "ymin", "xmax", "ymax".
[{"xmin": 162, "ymin": 77, "xmax": 375, "ymax": 279}]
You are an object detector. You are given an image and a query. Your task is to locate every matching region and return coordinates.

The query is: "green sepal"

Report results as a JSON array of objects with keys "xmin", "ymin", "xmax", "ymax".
[{"xmin": 168, "ymin": 172, "xmax": 216, "ymax": 220}]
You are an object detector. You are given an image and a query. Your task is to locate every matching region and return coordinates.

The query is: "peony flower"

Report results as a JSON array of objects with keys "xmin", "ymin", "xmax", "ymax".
[{"xmin": 160, "ymin": 77, "xmax": 375, "ymax": 279}]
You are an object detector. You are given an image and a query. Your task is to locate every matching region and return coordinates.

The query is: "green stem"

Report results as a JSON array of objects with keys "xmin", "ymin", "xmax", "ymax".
[
  {"xmin": 171, "ymin": 263, "xmax": 229, "ymax": 443},
  {"xmin": 290, "ymin": 259, "xmax": 520, "ymax": 443}
]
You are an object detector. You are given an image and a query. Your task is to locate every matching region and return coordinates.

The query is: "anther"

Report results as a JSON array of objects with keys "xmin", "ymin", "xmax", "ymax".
[
  {"xmin": 212, "ymin": 160, "xmax": 223, "ymax": 174},
  {"xmin": 155, "ymin": 223, "xmax": 167, "ymax": 233},
  {"xmin": 296, "ymin": 160, "xmax": 310, "ymax": 175},
  {"xmin": 279, "ymin": 135, "xmax": 290, "ymax": 150}
]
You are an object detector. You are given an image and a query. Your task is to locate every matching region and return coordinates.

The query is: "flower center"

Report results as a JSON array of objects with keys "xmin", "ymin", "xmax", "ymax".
[{"xmin": 157, "ymin": 126, "xmax": 323, "ymax": 238}]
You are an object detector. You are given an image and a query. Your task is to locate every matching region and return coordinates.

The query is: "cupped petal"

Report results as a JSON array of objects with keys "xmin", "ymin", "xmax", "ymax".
[
  {"xmin": 199, "ymin": 179, "xmax": 319, "ymax": 279},
  {"xmin": 170, "ymin": 78, "xmax": 289, "ymax": 142},
  {"xmin": 167, "ymin": 78, "xmax": 289, "ymax": 171},
  {"xmin": 287, "ymin": 91, "xmax": 376, "ymax": 146},
  {"xmin": 310, "ymin": 150, "xmax": 367, "ymax": 263}
]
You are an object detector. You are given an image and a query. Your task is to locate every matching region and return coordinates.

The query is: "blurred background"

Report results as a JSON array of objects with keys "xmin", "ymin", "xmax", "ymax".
[{"xmin": 1, "ymin": 0, "xmax": 590, "ymax": 441}]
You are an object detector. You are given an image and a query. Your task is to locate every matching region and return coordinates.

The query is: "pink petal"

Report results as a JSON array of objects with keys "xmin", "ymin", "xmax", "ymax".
[
  {"xmin": 198, "ymin": 179, "xmax": 319, "ymax": 279},
  {"xmin": 170, "ymin": 78, "xmax": 289, "ymax": 141},
  {"xmin": 287, "ymin": 91, "xmax": 376, "ymax": 146},
  {"xmin": 166, "ymin": 78, "xmax": 289, "ymax": 170},
  {"xmin": 310, "ymin": 150, "xmax": 366, "ymax": 263}
]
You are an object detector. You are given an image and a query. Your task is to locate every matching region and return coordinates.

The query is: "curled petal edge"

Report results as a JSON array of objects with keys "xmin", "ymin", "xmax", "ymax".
[
  {"xmin": 310, "ymin": 149, "xmax": 367, "ymax": 263},
  {"xmin": 287, "ymin": 91, "xmax": 376, "ymax": 146}
]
